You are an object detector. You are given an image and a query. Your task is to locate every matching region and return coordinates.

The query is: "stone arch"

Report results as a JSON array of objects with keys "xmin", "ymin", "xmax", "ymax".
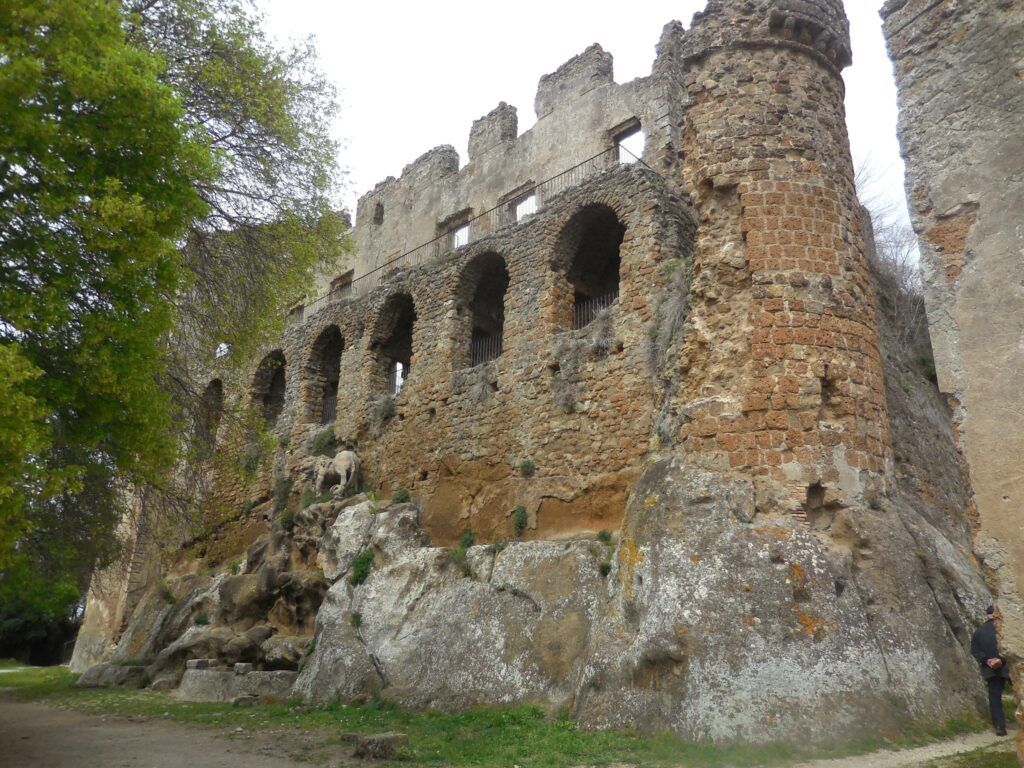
[
  {"xmin": 550, "ymin": 203, "xmax": 627, "ymax": 330},
  {"xmin": 198, "ymin": 378, "xmax": 223, "ymax": 447},
  {"xmin": 370, "ymin": 292, "xmax": 416, "ymax": 396},
  {"xmin": 252, "ymin": 350, "xmax": 287, "ymax": 427},
  {"xmin": 454, "ymin": 252, "xmax": 509, "ymax": 367},
  {"xmin": 304, "ymin": 325, "xmax": 344, "ymax": 424}
]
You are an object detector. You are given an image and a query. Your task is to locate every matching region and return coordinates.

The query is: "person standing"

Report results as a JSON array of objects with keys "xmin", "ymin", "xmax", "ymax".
[{"xmin": 971, "ymin": 605, "xmax": 1011, "ymax": 736}]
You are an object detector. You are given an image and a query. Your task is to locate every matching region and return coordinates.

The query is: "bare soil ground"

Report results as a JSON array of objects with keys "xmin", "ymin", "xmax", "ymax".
[
  {"xmin": 791, "ymin": 730, "xmax": 1013, "ymax": 768},
  {"xmin": 0, "ymin": 699, "xmax": 356, "ymax": 768}
]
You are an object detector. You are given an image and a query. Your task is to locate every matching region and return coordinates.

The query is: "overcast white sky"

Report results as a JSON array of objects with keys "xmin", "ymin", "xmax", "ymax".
[{"xmin": 260, "ymin": 1, "xmax": 907, "ymax": 228}]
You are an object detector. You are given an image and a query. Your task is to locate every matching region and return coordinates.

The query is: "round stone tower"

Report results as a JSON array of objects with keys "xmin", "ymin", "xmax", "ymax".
[{"xmin": 674, "ymin": 0, "xmax": 890, "ymax": 518}]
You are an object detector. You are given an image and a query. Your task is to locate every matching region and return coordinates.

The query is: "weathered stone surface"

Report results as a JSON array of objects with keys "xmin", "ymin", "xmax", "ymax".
[
  {"xmin": 75, "ymin": 663, "xmax": 148, "ymax": 689},
  {"xmin": 175, "ymin": 669, "xmax": 298, "ymax": 703},
  {"xmin": 261, "ymin": 635, "xmax": 309, "ymax": 671},
  {"xmin": 352, "ymin": 732, "xmax": 408, "ymax": 760},
  {"xmin": 882, "ymin": 0, "xmax": 1024, "ymax": 758},
  {"xmin": 317, "ymin": 501, "xmax": 376, "ymax": 581}
]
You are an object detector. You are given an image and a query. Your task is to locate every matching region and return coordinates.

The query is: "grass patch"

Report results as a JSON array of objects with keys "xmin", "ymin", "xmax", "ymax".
[
  {"xmin": 926, "ymin": 743, "xmax": 1017, "ymax": 767},
  {"xmin": 0, "ymin": 667, "xmax": 1001, "ymax": 768},
  {"xmin": 0, "ymin": 659, "xmax": 24, "ymax": 670},
  {"xmin": 349, "ymin": 548, "xmax": 373, "ymax": 586}
]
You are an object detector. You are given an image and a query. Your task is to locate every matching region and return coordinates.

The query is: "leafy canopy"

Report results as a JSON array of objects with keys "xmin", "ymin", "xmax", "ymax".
[{"xmin": 0, "ymin": 0, "xmax": 210, "ymax": 606}]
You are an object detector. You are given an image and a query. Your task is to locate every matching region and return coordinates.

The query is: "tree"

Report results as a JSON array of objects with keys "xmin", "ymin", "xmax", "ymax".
[
  {"xmin": 0, "ymin": 0, "xmax": 211, "ymax": 640},
  {"xmin": 124, "ymin": 0, "xmax": 347, "ymax": 368}
]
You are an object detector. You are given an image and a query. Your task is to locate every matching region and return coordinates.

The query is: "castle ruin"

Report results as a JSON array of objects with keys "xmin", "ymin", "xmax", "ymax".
[{"xmin": 72, "ymin": 0, "xmax": 996, "ymax": 745}]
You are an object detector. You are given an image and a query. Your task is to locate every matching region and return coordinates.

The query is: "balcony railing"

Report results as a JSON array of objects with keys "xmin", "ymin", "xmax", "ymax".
[
  {"xmin": 572, "ymin": 289, "xmax": 619, "ymax": 331},
  {"xmin": 469, "ymin": 333, "xmax": 503, "ymax": 367},
  {"xmin": 304, "ymin": 144, "xmax": 649, "ymax": 314}
]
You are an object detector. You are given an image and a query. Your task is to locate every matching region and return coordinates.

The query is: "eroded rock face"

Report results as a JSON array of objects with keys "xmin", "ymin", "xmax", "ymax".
[{"xmin": 573, "ymin": 460, "xmax": 985, "ymax": 743}]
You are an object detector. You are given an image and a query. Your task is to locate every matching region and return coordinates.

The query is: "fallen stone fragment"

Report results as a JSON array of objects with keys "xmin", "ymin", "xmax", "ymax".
[{"xmin": 353, "ymin": 732, "xmax": 408, "ymax": 760}]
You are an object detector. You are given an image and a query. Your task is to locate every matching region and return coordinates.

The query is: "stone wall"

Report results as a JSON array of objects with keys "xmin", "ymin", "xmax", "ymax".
[
  {"xmin": 881, "ymin": 0, "xmax": 1024, "ymax": 754},
  {"xmin": 73, "ymin": 0, "xmax": 996, "ymax": 743}
]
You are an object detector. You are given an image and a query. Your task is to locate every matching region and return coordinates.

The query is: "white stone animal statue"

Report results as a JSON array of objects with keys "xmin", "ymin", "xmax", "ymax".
[{"xmin": 314, "ymin": 449, "xmax": 361, "ymax": 498}]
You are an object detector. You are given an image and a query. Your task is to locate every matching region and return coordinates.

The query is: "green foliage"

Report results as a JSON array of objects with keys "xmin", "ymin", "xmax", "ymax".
[
  {"xmin": 193, "ymin": 612, "xmax": 209, "ymax": 626},
  {"xmin": 488, "ymin": 540, "xmax": 508, "ymax": 556},
  {"xmin": 279, "ymin": 510, "xmax": 295, "ymax": 535},
  {"xmin": 349, "ymin": 549, "xmax": 373, "ymax": 586},
  {"xmin": 300, "ymin": 488, "xmax": 315, "ymax": 509},
  {"xmin": 272, "ymin": 477, "xmax": 293, "ymax": 515},
  {"xmin": 118, "ymin": 658, "xmax": 147, "ymax": 667},
  {"xmin": 597, "ymin": 529, "xmax": 613, "ymax": 545},
  {"xmin": 229, "ymin": 561, "xmax": 240, "ymax": 576},
  {"xmin": 0, "ymin": 0, "xmax": 211, "ymax": 621},
  {"xmin": 241, "ymin": 499, "xmax": 258, "ymax": 516},
  {"xmin": 392, "ymin": 489, "xmax": 411, "ymax": 504},
  {"xmin": 519, "ymin": 459, "xmax": 536, "ymax": 478},
  {"xmin": 599, "ymin": 561, "xmax": 613, "ymax": 577},
  {"xmin": 350, "ymin": 611, "xmax": 362, "ymax": 629},
  {"xmin": 160, "ymin": 582, "xmax": 176, "ymax": 605},
  {"xmin": 241, "ymin": 443, "xmax": 263, "ymax": 477},
  {"xmin": 448, "ymin": 529, "xmax": 475, "ymax": 576},
  {"xmin": 311, "ymin": 428, "xmax": 336, "ymax": 457},
  {"xmin": 513, "ymin": 506, "xmax": 528, "ymax": 538}
]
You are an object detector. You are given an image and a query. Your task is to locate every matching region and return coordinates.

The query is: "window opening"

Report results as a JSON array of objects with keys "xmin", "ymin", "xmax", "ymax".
[
  {"xmin": 560, "ymin": 205, "xmax": 625, "ymax": 330},
  {"xmin": 253, "ymin": 350, "xmax": 287, "ymax": 427},
  {"xmin": 372, "ymin": 201, "xmax": 384, "ymax": 225},
  {"xmin": 452, "ymin": 223, "xmax": 470, "ymax": 249},
  {"xmin": 331, "ymin": 271, "xmax": 354, "ymax": 300},
  {"xmin": 515, "ymin": 192, "xmax": 537, "ymax": 222},
  {"xmin": 376, "ymin": 293, "xmax": 415, "ymax": 398},
  {"xmin": 616, "ymin": 126, "xmax": 645, "ymax": 164},
  {"xmin": 308, "ymin": 325, "xmax": 343, "ymax": 424},
  {"xmin": 464, "ymin": 253, "xmax": 509, "ymax": 366},
  {"xmin": 198, "ymin": 379, "xmax": 223, "ymax": 449}
]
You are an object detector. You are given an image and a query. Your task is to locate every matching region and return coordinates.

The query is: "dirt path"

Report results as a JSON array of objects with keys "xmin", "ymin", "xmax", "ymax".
[
  {"xmin": 0, "ymin": 699, "xmax": 331, "ymax": 768},
  {"xmin": 791, "ymin": 729, "xmax": 1014, "ymax": 768}
]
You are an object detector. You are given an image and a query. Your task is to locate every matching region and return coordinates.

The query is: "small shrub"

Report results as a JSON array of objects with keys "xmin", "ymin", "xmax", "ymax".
[
  {"xmin": 349, "ymin": 548, "xmax": 374, "ymax": 586},
  {"xmin": 229, "ymin": 561, "xmax": 241, "ymax": 575},
  {"xmin": 273, "ymin": 477, "xmax": 293, "ymax": 514},
  {"xmin": 304, "ymin": 639, "xmax": 316, "ymax": 656},
  {"xmin": 597, "ymin": 529, "xmax": 613, "ymax": 545},
  {"xmin": 194, "ymin": 612, "xmax": 210, "ymax": 626},
  {"xmin": 301, "ymin": 488, "xmax": 315, "ymax": 508},
  {"xmin": 365, "ymin": 489, "xmax": 378, "ymax": 502},
  {"xmin": 599, "ymin": 561, "xmax": 612, "ymax": 577},
  {"xmin": 519, "ymin": 459, "xmax": 536, "ymax": 478},
  {"xmin": 280, "ymin": 510, "xmax": 296, "ymax": 534},
  {"xmin": 513, "ymin": 505, "xmax": 528, "ymax": 537},
  {"xmin": 241, "ymin": 499, "xmax": 258, "ymax": 516},
  {"xmin": 351, "ymin": 611, "xmax": 362, "ymax": 628},
  {"xmin": 159, "ymin": 583, "xmax": 176, "ymax": 605},
  {"xmin": 279, "ymin": 435, "xmax": 290, "ymax": 450},
  {"xmin": 317, "ymin": 490, "xmax": 332, "ymax": 503},
  {"xmin": 311, "ymin": 428, "xmax": 336, "ymax": 457},
  {"xmin": 392, "ymin": 488, "xmax": 411, "ymax": 504},
  {"xmin": 448, "ymin": 529, "xmax": 475, "ymax": 576},
  {"xmin": 488, "ymin": 539, "xmax": 508, "ymax": 556},
  {"xmin": 241, "ymin": 444, "xmax": 262, "ymax": 476}
]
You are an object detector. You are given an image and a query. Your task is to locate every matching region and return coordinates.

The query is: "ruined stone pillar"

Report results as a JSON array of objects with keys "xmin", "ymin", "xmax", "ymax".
[
  {"xmin": 882, "ymin": 0, "xmax": 1024, "ymax": 758},
  {"xmin": 675, "ymin": 0, "xmax": 892, "ymax": 515}
]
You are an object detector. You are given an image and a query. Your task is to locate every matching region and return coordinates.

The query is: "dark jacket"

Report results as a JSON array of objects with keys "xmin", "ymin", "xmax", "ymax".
[{"xmin": 971, "ymin": 619, "xmax": 1011, "ymax": 680}]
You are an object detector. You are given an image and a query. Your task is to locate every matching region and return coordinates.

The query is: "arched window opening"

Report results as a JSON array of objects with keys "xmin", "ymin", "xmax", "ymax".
[
  {"xmin": 253, "ymin": 350, "xmax": 287, "ymax": 427},
  {"xmin": 375, "ymin": 293, "xmax": 415, "ymax": 397},
  {"xmin": 559, "ymin": 205, "xmax": 625, "ymax": 330},
  {"xmin": 307, "ymin": 326, "xmax": 344, "ymax": 424},
  {"xmin": 198, "ymin": 379, "xmax": 223, "ymax": 448},
  {"xmin": 460, "ymin": 253, "xmax": 509, "ymax": 367}
]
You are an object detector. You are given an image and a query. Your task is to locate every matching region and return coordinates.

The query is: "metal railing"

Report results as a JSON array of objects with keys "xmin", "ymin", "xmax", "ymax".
[
  {"xmin": 469, "ymin": 333, "xmax": 503, "ymax": 367},
  {"xmin": 320, "ymin": 392, "xmax": 337, "ymax": 424},
  {"xmin": 304, "ymin": 144, "xmax": 650, "ymax": 314},
  {"xmin": 572, "ymin": 289, "xmax": 619, "ymax": 330}
]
